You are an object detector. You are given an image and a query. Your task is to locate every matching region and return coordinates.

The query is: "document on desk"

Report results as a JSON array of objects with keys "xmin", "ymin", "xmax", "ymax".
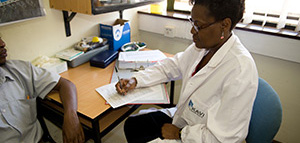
[
  {"xmin": 96, "ymin": 83, "xmax": 168, "ymax": 108},
  {"xmin": 118, "ymin": 50, "xmax": 167, "ymax": 69},
  {"xmin": 129, "ymin": 84, "xmax": 169, "ymax": 104},
  {"xmin": 110, "ymin": 67, "xmax": 169, "ymax": 105}
]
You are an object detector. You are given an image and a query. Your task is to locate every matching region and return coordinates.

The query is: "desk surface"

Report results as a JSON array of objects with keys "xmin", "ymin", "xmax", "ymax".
[
  {"xmin": 47, "ymin": 61, "xmax": 114, "ymax": 119},
  {"xmin": 47, "ymin": 49, "xmax": 173, "ymax": 119}
]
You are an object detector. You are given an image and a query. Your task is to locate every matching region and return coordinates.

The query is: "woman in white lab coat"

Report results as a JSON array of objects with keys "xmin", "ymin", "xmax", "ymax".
[{"xmin": 116, "ymin": 0, "xmax": 258, "ymax": 142}]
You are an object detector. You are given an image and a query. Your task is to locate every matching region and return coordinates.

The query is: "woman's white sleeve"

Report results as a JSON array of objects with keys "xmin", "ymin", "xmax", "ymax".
[{"xmin": 134, "ymin": 52, "xmax": 184, "ymax": 88}]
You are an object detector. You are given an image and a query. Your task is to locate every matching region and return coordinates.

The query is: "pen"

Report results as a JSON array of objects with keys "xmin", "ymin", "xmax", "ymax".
[{"xmin": 115, "ymin": 66, "xmax": 124, "ymax": 95}]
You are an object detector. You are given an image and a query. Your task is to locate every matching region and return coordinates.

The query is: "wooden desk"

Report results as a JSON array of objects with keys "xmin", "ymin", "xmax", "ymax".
[
  {"xmin": 39, "ymin": 61, "xmax": 141, "ymax": 143},
  {"xmin": 39, "ymin": 49, "xmax": 175, "ymax": 143}
]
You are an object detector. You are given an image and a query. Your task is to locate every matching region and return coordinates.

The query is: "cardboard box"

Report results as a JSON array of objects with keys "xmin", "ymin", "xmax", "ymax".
[{"xmin": 100, "ymin": 19, "xmax": 131, "ymax": 51}]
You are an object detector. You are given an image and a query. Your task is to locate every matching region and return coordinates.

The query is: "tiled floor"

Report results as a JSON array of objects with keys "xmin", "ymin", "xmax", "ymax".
[{"xmin": 45, "ymin": 105, "xmax": 160, "ymax": 143}]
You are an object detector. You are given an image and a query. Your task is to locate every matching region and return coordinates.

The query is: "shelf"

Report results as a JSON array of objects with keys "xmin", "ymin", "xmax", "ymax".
[
  {"xmin": 92, "ymin": 0, "xmax": 159, "ymax": 15},
  {"xmin": 50, "ymin": 0, "xmax": 162, "ymax": 37}
]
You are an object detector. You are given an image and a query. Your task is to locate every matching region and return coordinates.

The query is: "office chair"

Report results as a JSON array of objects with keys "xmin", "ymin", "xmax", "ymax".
[
  {"xmin": 37, "ymin": 98, "xmax": 56, "ymax": 143},
  {"xmin": 246, "ymin": 78, "xmax": 282, "ymax": 143}
]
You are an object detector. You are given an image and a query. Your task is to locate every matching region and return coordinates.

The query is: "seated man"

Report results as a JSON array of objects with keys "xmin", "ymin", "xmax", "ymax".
[{"xmin": 0, "ymin": 37, "xmax": 84, "ymax": 143}]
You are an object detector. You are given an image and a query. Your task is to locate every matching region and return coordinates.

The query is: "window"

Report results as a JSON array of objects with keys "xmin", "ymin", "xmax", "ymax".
[
  {"xmin": 243, "ymin": 0, "xmax": 300, "ymax": 32},
  {"xmin": 174, "ymin": 0, "xmax": 192, "ymax": 12},
  {"xmin": 171, "ymin": 0, "xmax": 300, "ymax": 34}
]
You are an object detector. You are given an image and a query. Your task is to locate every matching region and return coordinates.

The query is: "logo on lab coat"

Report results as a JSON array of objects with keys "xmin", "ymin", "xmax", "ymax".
[{"xmin": 189, "ymin": 100, "xmax": 205, "ymax": 118}]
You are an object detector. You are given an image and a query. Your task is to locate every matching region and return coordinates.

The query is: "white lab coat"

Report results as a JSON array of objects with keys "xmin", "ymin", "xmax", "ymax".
[{"xmin": 134, "ymin": 33, "xmax": 258, "ymax": 143}]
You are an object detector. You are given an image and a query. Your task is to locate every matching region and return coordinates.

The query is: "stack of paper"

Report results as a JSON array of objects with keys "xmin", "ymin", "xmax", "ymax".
[
  {"xmin": 56, "ymin": 48, "xmax": 84, "ymax": 61},
  {"xmin": 118, "ymin": 50, "xmax": 167, "ymax": 70}
]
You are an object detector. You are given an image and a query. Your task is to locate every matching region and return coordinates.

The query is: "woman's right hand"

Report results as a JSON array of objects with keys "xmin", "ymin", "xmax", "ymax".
[{"xmin": 115, "ymin": 77, "xmax": 137, "ymax": 95}]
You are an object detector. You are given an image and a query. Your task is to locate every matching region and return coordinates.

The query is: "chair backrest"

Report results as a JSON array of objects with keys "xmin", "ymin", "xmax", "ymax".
[{"xmin": 246, "ymin": 78, "xmax": 282, "ymax": 143}]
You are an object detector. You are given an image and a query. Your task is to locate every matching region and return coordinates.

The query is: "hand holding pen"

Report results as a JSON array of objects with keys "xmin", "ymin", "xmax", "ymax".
[{"xmin": 114, "ymin": 66, "xmax": 137, "ymax": 95}]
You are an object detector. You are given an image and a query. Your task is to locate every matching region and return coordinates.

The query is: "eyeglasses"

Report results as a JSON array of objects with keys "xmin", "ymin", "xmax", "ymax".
[{"xmin": 188, "ymin": 17, "xmax": 219, "ymax": 33}]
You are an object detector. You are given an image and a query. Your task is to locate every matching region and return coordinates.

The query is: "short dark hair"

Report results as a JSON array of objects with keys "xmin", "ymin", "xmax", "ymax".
[{"xmin": 190, "ymin": 0, "xmax": 245, "ymax": 30}]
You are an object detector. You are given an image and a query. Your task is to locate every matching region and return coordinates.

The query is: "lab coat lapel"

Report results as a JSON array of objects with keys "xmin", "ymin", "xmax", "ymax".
[
  {"xmin": 177, "ymin": 34, "xmax": 237, "ymax": 107},
  {"xmin": 177, "ymin": 52, "xmax": 209, "ymax": 107},
  {"xmin": 178, "ymin": 67, "xmax": 209, "ymax": 107}
]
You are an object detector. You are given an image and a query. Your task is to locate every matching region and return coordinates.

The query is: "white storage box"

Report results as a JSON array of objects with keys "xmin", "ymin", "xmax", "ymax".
[
  {"xmin": 46, "ymin": 60, "xmax": 68, "ymax": 74},
  {"xmin": 32, "ymin": 56, "xmax": 68, "ymax": 74}
]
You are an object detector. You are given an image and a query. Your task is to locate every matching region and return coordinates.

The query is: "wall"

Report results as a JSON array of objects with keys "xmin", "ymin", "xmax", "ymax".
[
  {"xmin": 0, "ymin": 0, "xmax": 146, "ymax": 61},
  {"xmin": 139, "ymin": 14, "xmax": 300, "ymax": 63},
  {"xmin": 138, "ymin": 14, "xmax": 300, "ymax": 143}
]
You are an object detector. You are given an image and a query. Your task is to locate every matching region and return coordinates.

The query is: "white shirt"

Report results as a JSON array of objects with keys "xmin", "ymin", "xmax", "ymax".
[{"xmin": 134, "ymin": 34, "xmax": 258, "ymax": 143}]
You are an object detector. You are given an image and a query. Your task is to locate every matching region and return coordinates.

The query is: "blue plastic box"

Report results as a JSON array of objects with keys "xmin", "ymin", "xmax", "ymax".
[{"xmin": 100, "ymin": 19, "xmax": 131, "ymax": 51}]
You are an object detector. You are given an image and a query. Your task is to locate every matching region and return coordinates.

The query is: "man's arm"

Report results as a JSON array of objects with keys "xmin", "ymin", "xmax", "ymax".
[{"xmin": 53, "ymin": 77, "xmax": 85, "ymax": 143}]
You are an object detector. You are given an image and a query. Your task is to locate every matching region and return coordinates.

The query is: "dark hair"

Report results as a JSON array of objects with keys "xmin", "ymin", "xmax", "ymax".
[{"xmin": 190, "ymin": 0, "xmax": 245, "ymax": 30}]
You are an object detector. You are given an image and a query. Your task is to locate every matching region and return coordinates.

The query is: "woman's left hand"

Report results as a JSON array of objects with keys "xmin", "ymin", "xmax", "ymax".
[{"xmin": 161, "ymin": 123, "xmax": 181, "ymax": 139}]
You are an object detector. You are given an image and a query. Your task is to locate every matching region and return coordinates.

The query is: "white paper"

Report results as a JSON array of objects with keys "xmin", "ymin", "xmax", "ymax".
[
  {"xmin": 130, "ymin": 107, "xmax": 177, "ymax": 118},
  {"xmin": 118, "ymin": 50, "xmax": 167, "ymax": 62},
  {"xmin": 96, "ymin": 83, "xmax": 165, "ymax": 108},
  {"xmin": 110, "ymin": 68, "xmax": 169, "ymax": 104},
  {"xmin": 56, "ymin": 48, "xmax": 84, "ymax": 61},
  {"xmin": 130, "ymin": 84, "xmax": 168, "ymax": 104},
  {"xmin": 147, "ymin": 138, "xmax": 182, "ymax": 143},
  {"xmin": 118, "ymin": 50, "xmax": 167, "ymax": 70}
]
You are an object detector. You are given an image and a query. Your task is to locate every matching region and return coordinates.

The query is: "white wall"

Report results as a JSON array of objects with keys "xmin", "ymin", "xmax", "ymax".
[
  {"xmin": 234, "ymin": 29, "xmax": 300, "ymax": 63},
  {"xmin": 0, "ymin": 0, "xmax": 146, "ymax": 61},
  {"xmin": 138, "ymin": 14, "xmax": 300, "ymax": 143},
  {"xmin": 139, "ymin": 14, "xmax": 300, "ymax": 63}
]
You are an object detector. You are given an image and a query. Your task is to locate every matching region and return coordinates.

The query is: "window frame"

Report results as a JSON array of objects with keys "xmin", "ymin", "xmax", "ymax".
[{"xmin": 166, "ymin": 0, "xmax": 300, "ymax": 39}]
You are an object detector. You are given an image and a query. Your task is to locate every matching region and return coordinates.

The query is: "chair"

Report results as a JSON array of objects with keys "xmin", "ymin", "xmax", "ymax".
[
  {"xmin": 37, "ymin": 98, "xmax": 56, "ymax": 143},
  {"xmin": 246, "ymin": 78, "xmax": 282, "ymax": 143}
]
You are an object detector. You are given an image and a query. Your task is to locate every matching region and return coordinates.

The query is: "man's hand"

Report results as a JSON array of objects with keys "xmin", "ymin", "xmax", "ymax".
[
  {"xmin": 62, "ymin": 111, "xmax": 85, "ymax": 143},
  {"xmin": 115, "ymin": 77, "xmax": 137, "ymax": 95},
  {"xmin": 161, "ymin": 123, "xmax": 181, "ymax": 140}
]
